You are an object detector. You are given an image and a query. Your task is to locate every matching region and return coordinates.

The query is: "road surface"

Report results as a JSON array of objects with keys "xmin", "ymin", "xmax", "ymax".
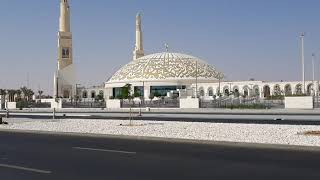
[{"xmin": 0, "ymin": 131, "xmax": 320, "ymax": 179}]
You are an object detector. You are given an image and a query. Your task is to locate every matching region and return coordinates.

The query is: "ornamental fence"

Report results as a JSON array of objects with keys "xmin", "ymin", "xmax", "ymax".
[
  {"xmin": 120, "ymin": 99, "xmax": 180, "ymax": 108},
  {"xmin": 199, "ymin": 97, "xmax": 285, "ymax": 109},
  {"xmin": 62, "ymin": 101, "xmax": 106, "ymax": 108}
]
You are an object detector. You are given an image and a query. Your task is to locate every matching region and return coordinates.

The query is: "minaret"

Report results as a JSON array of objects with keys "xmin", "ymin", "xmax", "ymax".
[
  {"xmin": 58, "ymin": 0, "xmax": 73, "ymax": 70},
  {"xmin": 54, "ymin": 0, "xmax": 76, "ymax": 99},
  {"xmin": 133, "ymin": 13, "xmax": 144, "ymax": 60}
]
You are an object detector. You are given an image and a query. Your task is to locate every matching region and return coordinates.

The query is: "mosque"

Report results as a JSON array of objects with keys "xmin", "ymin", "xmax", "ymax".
[{"xmin": 55, "ymin": 0, "xmax": 318, "ymax": 107}]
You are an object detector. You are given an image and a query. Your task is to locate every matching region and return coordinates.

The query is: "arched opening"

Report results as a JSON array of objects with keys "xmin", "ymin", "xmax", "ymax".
[
  {"xmin": 263, "ymin": 85, "xmax": 270, "ymax": 98},
  {"xmin": 284, "ymin": 84, "xmax": 292, "ymax": 96},
  {"xmin": 307, "ymin": 83, "xmax": 314, "ymax": 95},
  {"xmin": 199, "ymin": 87, "xmax": 205, "ymax": 96},
  {"xmin": 223, "ymin": 86, "xmax": 229, "ymax": 96},
  {"xmin": 208, "ymin": 87, "xmax": 213, "ymax": 96},
  {"xmin": 295, "ymin": 84, "xmax": 303, "ymax": 95},
  {"xmin": 243, "ymin": 86, "xmax": 249, "ymax": 97},
  {"xmin": 63, "ymin": 90, "xmax": 70, "ymax": 98},
  {"xmin": 82, "ymin": 91, "xmax": 88, "ymax": 98},
  {"xmin": 233, "ymin": 86, "xmax": 239, "ymax": 97},
  {"xmin": 273, "ymin": 84, "xmax": 281, "ymax": 96},
  {"xmin": 253, "ymin": 85, "xmax": 260, "ymax": 97},
  {"xmin": 91, "ymin": 91, "xmax": 96, "ymax": 98}
]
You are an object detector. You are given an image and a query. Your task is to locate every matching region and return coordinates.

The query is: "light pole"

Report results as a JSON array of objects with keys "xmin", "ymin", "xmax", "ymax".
[
  {"xmin": 75, "ymin": 83, "xmax": 81, "ymax": 107},
  {"xmin": 300, "ymin": 33, "xmax": 306, "ymax": 94},
  {"xmin": 218, "ymin": 73, "xmax": 222, "ymax": 107},
  {"xmin": 195, "ymin": 60, "xmax": 198, "ymax": 98},
  {"xmin": 312, "ymin": 53, "xmax": 315, "ymax": 96}
]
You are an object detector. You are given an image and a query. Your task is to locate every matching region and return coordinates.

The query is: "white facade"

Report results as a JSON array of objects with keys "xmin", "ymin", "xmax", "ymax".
[{"xmin": 99, "ymin": 13, "xmax": 319, "ymax": 102}]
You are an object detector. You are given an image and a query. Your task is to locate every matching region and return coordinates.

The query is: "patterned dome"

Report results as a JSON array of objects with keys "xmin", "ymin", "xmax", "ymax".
[{"xmin": 108, "ymin": 52, "xmax": 223, "ymax": 83}]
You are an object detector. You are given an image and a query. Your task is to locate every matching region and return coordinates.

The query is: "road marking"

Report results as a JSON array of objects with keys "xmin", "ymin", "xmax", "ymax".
[
  {"xmin": 0, "ymin": 163, "xmax": 51, "ymax": 174},
  {"xmin": 73, "ymin": 147, "xmax": 137, "ymax": 154}
]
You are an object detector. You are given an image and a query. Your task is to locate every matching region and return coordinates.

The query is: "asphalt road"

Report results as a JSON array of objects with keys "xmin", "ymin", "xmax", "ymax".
[{"xmin": 1, "ymin": 131, "xmax": 320, "ymax": 180}]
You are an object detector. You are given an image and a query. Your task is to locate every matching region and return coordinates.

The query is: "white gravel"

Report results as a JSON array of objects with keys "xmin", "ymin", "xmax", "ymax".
[{"xmin": 1, "ymin": 118, "xmax": 320, "ymax": 147}]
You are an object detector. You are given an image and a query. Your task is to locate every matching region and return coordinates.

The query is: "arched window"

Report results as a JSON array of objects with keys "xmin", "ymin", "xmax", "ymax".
[
  {"xmin": 273, "ymin": 84, "xmax": 281, "ymax": 96},
  {"xmin": 199, "ymin": 87, "xmax": 205, "ymax": 96},
  {"xmin": 91, "ymin": 91, "xmax": 96, "ymax": 98},
  {"xmin": 295, "ymin": 84, "xmax": 303, "ymax": 95},
  {"xmin": 208, "ymin": 87, "xmax": 213, "ymax": 96},
  {"xmin": 284, "ymin": 84, "xmax": 292, "ymax": 96},
  {"xmin": 243, "ymin": 86, "xmax": 249, "ymax": 97},
  {"xmin": 82, "ymin": 91, "xmax": 88, "ymax": 98},
  {"xmin": 223, "ymin": 86, "xmax": 229, "ymax": 96},
  {"xmin": 63, "ymin": 90, "xmax": 70, "ymax": 98},
  {"xmin": 253, "ymin": 85, "xmax": 260, "ymax": 97},
  {"xmin": 99, "ymin": 90, "xmax": 104, "ymax": 97},
  {"xmin": 233, "ymin": 86, "xmax": 239, "ymax": 97},
  {"xmin": 307, "ymin": 83, "xmax": 314, "ymax": 95},
  {"xmin": 263, "ymin": 85, "xmax": 271, "ymax": 98}
]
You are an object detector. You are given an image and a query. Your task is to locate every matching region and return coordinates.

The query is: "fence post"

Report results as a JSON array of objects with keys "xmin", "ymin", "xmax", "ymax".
[
  {"xmin": 138, "ymin": 102, "xmax": 142, "ymax": 116},
  {"xmin": 129, "ymin": 107, "xmax": 132, "ymax": 125},
  {"xmin": 6, "ymin": 109, "xmax": 9, "ymax": 118},
  {"xmin": 53, "ymin": 108, "xmax": 56, "ymax": 120}
]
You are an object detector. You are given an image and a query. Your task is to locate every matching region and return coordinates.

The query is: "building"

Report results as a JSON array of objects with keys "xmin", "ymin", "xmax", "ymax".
[
  {"xmin": 57, "ymin": 1, "xmax": 317, "ymax": 104},
  {"xmin": 54, "ymin": 0, "xmax": 76, "ymax": 99}
]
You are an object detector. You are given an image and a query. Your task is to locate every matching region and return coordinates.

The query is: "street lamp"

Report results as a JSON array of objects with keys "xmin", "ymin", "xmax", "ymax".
[
  {"xmin": 300, "ymin": 33, "xmax": 306, "ymax": 94},
  {"xmin": 195, "ymin": 60, "xmax": 198, "ymax": 98},
  {"xmin": 75, "ymin": 83, "xmax": 81, "ymax": 107}
]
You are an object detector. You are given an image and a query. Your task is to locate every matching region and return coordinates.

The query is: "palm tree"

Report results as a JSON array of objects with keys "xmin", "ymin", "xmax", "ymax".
[
  {"xmin": 20, "ymin": 86, "xmax": 28, "ymax": 101},
  {"xmin": 16, "ymin": 90, "xmax": 22, "ymax": 102},
  {"xmin": 7, "ymin": 90, "xmax": 16, "ymax": 102},
  {"xmin": 0, "ymin": 89, "xmax": 6, "ymax": 96},
  {"xmin": 38, "ymin": 90, "xmax": 43, "ymax": 100},
  {"xmin": 20, "ymin": 86, "xmax": 34, "ymax": 101}
]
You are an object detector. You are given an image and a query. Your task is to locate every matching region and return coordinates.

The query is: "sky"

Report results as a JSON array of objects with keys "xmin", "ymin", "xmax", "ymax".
[{"xmin": 1, "ymin": 0, "xmax": 320, "ymax": 95}]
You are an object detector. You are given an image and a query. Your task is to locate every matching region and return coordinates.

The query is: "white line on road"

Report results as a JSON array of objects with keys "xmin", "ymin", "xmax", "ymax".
[
  {"xmin": 0, "ymin": 163, "xmax": 51, "ymax": 174},
  {"xmin": 73, "ymin": 147, "xmax": 137, "ymax": 154}
]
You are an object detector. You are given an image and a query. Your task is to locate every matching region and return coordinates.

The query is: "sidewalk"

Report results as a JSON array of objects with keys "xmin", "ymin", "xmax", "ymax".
[{"xmin": 2, "ymin": 108, "xmax": 320, "ymax": 115}]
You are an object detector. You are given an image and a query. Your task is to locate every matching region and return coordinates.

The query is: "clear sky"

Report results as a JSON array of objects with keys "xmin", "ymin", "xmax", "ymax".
[{"xmin": 1, "ymin": 0, "xmax": 320, "ymax": 95}]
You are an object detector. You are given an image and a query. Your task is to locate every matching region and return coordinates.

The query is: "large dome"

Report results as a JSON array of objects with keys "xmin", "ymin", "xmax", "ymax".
[{"xmin": 108, "ymin": 52, "xmax": 223, "ymax": 83}]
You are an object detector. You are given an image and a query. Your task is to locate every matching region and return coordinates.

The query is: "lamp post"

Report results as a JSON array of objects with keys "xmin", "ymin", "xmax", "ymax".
[
  {"xmin": 195, "ymin": 60, "xmax": 198, "ymax": 98},
  {"xmin": 300, "ymin": 33, "xmax": 306, "ymax": 94},
  {"xmin": 312, "ymin": 53, "xmax": 315, "ymax": 96},
  {"xmin": 217, "ymin": 73, "xmax": 222, "ymax": 107},
  {"xmin": 75, "ymin": 83, "xmax": 81, "ymax": 107}
]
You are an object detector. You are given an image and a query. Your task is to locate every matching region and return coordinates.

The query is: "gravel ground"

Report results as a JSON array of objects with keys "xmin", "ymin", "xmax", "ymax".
[{"xmin": 1, "ymin": 118, "xmax": 320, "ymax": 146}]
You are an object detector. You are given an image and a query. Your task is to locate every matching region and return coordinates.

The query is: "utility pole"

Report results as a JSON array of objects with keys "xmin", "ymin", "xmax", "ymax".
[{"xmin": 300, "ymin": 33, "xmax": 306, "ymax": 94}]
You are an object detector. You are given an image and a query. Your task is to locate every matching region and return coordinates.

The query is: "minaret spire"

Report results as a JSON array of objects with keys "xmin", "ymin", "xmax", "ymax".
[
  {"xmin": 54, "ymin": 0, "xmax": 75, "ymax": 99},
  {"xmin": 133, "ymin": 12, "xmax": 144, "ymax": 60},
  {"xmin": 59, "ymin": 0, "xmax": 70, "ymax": 32}
]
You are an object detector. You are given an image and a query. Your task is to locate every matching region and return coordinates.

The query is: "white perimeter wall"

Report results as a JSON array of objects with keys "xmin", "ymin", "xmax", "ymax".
[
  {"xmin": 285, "ymin": 96, "xmax": 313, "ymax": 109},
  {"xmin": 180, "ymin": 98, "xmax": 199, "ymax": 109}
]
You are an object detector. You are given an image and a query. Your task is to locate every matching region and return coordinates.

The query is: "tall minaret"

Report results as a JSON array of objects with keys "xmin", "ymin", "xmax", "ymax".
[
  {"xmin": 58, "ymin": 0, "xmax": 73, "ymax": 70},
  {"xmin": 54, "ymin": 0, "xmax": 75, "ymax": 98},
  {"xmin": 133, "ymin": 13, "xmax": 144, "ymax": 60}
]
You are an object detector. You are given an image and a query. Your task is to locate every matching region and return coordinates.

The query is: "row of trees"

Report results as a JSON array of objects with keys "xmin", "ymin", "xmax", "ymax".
[{"xmin": 0, "ymin": 87, "xmax": 38, "ymax": 102}]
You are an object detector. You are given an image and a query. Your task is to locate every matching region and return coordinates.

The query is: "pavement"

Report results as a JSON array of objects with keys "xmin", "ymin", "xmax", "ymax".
[
  {"xmin": 4, "ymin": 108, "xmax": 320, "ymax": 115},
  {"xmin": 1, "ymin": 131, "xmax": 320, "ymax": 180}
]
